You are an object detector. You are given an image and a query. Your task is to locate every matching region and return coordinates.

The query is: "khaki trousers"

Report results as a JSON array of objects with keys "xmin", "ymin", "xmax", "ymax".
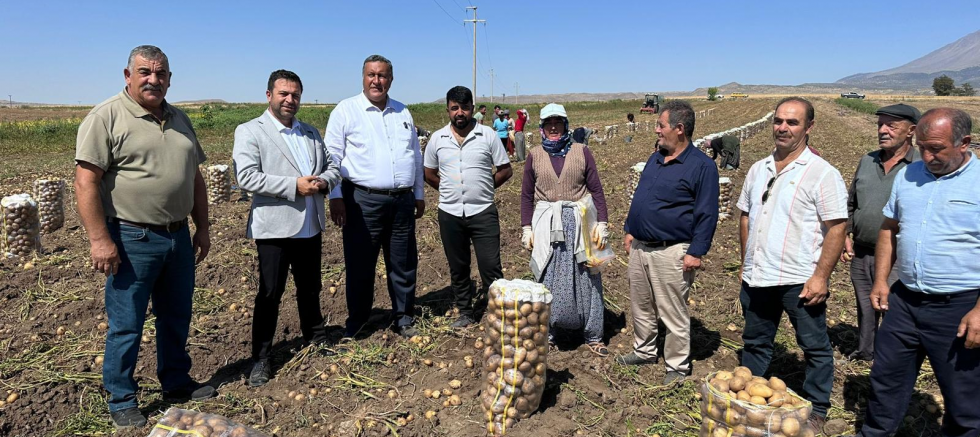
[{"xmin": 627, "ymin": 241, "xmax": 694, "ymax": 373}]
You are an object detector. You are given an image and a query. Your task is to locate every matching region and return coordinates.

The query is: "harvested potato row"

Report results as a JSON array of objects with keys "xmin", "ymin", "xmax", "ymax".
[
  {"xmin": 33, "ymin": 179, "xmax": 65, "ymax": 234},
  {"xmin": 718, "ymin": 177, "xmax": 734, "ymax": 219},
  {"xmin": 2, "ymin": 194, "xmax": 41, "ymax": 259},
  {"xmin": 149, "ymin": 408, "xmax": 270, "ymax": 437},
  {"xmin": 627, "ymin": 162, "xmax": 646, "ymax": 202},
  {"xmin": 206, "ymin": 165, "xmax": 232, "ymax": 204},
  {"xmin": 481, "ymin": 279, "xmax": 553, "ymax": 436},
  {"xmin": 700, "ymin": 369, "xmax": 813, "ymax": 437}
]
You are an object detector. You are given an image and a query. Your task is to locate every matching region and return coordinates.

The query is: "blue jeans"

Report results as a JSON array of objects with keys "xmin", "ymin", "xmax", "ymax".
[
  {"xmin": 103, "ymin": 221, "xmax": 195, "ymax": 412},
  {"xmin": 740, "ymin": 282, "xmax": 833, "ymax": 417}
]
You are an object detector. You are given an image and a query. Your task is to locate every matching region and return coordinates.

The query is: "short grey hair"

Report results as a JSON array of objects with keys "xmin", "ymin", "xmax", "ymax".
[
  {"xmin": 127, "ymin": 45, "xmax": 168, "ymax": 71},
  {"xmin": 362, "ymin": 54, "xmax": 393, "ymax": 75},
  {"xmin": 661, "ymin": 100, "xmax": 696, "ymax": 138},
  {"xmin": 918, "ymin": 108, "xmax": 973, "ymax": 144}
]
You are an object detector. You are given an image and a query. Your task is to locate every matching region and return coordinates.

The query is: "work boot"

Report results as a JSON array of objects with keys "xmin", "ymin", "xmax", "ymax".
[
  {"xmin": 248, "ymin": 360, "xmax": 272, "ymax": 387},
  {"xmin": 450, "ymin": 314, "xmax": 476, "ymax": 329},
  {"xmin": 110, "ymin": 407, "xmax": 147, "ymax": 428},
  {"xmin": 396, "ymin": 325, "xmax": 419, "ymax": 339},
  {"xmin": 615, "ymin": 352, "xmax": 658, "ymax": 366},
  {"xmin": 664, "ymin": 371, "xmax": 688, "ymax": 385}
]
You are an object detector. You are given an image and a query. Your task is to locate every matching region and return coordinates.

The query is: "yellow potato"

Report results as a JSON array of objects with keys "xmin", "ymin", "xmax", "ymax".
[
  {"xmin": 710, "ymin": 378, "xmax": 730, "ymax": 393},
  {"xmin": 729, "ymin": 376, "xmax": 747, "ymax": 391},
  {"xmin": 749, "ymin": 395, "xmax": 767, "ymax": 405},
  {"xmin": 769, "ymin": 376, "xmax": 787, "ymax": 391},
  {"xmin": 782, "ymin": 417, "xmax": 800, "ymax": 437},
  {"xmin": 737, "ymin": 390, "xmax": 752, "ymax": 403},
  {"xmin": 734, "ymin": 366, "xmax": 753, "ymax": 378},
  {"xmin": 716, "ymin": 370, "xmax": 734, "ymax": 381},
  {"xmin": 769, "ymin": 390, "xmax": 787, "ymax": 407},
  {"xmin": 748, "ymin": 384, "xmax": 774, "ymax": 398}
]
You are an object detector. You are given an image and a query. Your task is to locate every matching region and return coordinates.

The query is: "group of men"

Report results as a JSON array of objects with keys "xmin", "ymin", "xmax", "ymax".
[
  {"xmin": 474, "ymin": 103, "xmax": 528, "ymax": 161},
  {"xmin": 74, "ymin": 44, "xmax": 978, "ymax": 435}
]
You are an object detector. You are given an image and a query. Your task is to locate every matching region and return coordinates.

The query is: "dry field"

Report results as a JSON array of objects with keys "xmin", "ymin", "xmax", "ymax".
[{"xmin": 0, "ymin": 97, "xmax": 952, "ymax": 436}]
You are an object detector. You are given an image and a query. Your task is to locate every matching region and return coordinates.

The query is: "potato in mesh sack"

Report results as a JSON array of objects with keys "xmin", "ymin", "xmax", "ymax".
[
  {"xmin": 147, "ymin": 408, "xmax": 269, "ymax": 437},
  {"xmin": 699, "ymin": 368, "xmax": 814, "ymax": 437},
  {"xmin": 480, "ymin": 279, "xmax": 552, "ymax": 436},
  {"xmin": 2, "ymin": 194, "xmax": 41, "ymax": 259},
  {"xmin": 33, "ymin": 178, "xmax": 65, "ymax": 234}
]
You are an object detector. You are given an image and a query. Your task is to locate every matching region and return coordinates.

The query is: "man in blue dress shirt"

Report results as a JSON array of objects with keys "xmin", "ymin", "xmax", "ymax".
[
  {"xmin": 849, "ymin": 108, "xmax": 980, "ymax": 437},
  {"xmin": 616, "ymin": 100, "xmax": 719, "ymax": 385}
]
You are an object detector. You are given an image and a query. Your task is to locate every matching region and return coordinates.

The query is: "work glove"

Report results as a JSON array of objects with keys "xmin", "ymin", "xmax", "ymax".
[
  {"xmin": 591, "ymin": 222, "xmax": 609, "ymax": 250},
  {"xmin": 522, "ymin": 226, "xmax": 533, "ymax": 251}
]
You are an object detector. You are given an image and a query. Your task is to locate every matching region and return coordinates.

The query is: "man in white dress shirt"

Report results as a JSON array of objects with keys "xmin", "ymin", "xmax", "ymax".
[
  {"xmin": 233, "ymin": 70, "xmax": 341, "ymax": 386},
  {"xmin": 326, "ymin": 55, "xmax": 425, "ymax": 339}
]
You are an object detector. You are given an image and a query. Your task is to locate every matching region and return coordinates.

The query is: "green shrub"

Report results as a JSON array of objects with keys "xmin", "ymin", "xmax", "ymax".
[{"xmin": 834, "ymin": 98, "xmax": 879, "ymax": 115}]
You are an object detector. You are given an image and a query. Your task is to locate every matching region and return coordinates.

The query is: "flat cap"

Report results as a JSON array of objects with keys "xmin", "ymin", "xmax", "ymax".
[{"xmin": 875, "ymin": 103, "xmax": 921, "ymax": 124}]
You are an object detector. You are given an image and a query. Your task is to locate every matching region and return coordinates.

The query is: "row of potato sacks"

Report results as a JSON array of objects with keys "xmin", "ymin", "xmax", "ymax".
[
  {"xmin": 3, "ymin": 179, "xmax": 66, "ymax": 259},
  {"xmin": 481, "ymin": 279, "xmax": 553, "ymax": 436}
]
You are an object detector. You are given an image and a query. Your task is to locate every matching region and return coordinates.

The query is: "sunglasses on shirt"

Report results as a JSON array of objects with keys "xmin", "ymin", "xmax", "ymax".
[{"xmin": 762, "ymin": 176, "xmax": 776, "ymax": 204}]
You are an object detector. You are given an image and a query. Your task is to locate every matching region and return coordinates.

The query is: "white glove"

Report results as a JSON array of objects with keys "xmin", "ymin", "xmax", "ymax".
[
  {"xmin": 522, "ymin": 226, "xmax": 533, "ymax": 251},
  {"xmin": 592, "ymin": 222, "xmax": 609, "ymax": 250}
]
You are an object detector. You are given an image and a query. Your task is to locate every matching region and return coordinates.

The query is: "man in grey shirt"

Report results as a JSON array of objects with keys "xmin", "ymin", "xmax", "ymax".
[
  {"xmin": 423, "ymin": 86, "xmax": 513, "ymax": 327},
  {"xmin": 841, "ymin": 103, "xmax": 920, "ymax": 361}
]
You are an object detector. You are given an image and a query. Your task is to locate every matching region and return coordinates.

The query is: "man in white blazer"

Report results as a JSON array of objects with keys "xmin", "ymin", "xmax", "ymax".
[{"xmin": 232, "ymin": 70, "xmax": 341, "ymax": 387}]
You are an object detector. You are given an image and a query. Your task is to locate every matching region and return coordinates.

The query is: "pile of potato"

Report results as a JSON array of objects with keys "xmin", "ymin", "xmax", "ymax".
[
  {"xmin": 480, "ymin": 279, "xmax": 552, "ymax": 436},
  {"xmin": 2, "ymin": 194, "xmax": 41, "ymax": 259},
  {"xmin": 628, "ymin": 162, "xmax": 646, "ymax": 202},
  {"xmin": 33, "ymin": 179, "xmax": 65, "ymax": 234},
  {"xmin": 700, "ymin": 367, "xmax": 813, "ymax": 437},
  {"xmin": 718, "ymin": 177, "xmax": 734, "ymax": 221},
  {"xmin": 148, "ymin": 408, "xmax": 268, "ymax": 437},
  {"xmin": 206, "ymin": 165, "xmax": 232, "ymax": 204}
]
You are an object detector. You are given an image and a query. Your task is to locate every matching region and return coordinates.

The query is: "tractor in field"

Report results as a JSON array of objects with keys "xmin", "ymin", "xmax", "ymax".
[{"xmin": 640, "ymin": 93, "xmax": 662, "ymax": 114}]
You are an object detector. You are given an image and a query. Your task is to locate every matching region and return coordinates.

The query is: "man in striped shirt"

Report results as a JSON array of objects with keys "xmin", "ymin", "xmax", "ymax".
[{"xmin": 736, "ymin": 97, "xmax": 848, "ymax": 433}]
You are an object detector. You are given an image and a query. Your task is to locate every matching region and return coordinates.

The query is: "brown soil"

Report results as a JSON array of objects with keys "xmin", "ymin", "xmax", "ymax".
[{"xmin": 0, "ymin": 98, "xmax": 946, "ymax": 437}]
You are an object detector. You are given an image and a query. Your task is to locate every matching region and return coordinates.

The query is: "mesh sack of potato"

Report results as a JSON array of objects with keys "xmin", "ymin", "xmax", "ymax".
[
  {"xmin": 699, "ymin": 368, "xmax": 813, "ymax": 437},
  {"xmin": 33, "ymin": 178, "xmax": 65, "ymax": 234},
  {"xmin": 206, "ymin": 165, "xmax": 232, "ymax": 204},
  {"xmin": 480, "ymin": 279, "xmax": 553, "ymax": 436},
  {"xmin": 718, "ymin": 177, "xmax": 734, "ymax": 221},
  {"xmin": 2, "ymin": 194, "xmax": 41, "ymax": 259},
  {"xmin": 146, "ymin": 408, "xmax": 270, "ymax": 437},
  {"xmin": 628, "ymin": 162, "xmax": 646, "ymax": 202}
]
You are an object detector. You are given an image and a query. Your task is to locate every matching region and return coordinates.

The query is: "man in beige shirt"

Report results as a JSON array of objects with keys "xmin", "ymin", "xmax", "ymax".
[{"xmin": 74, "ymin": 45, "xmax": 214, "ymax": 428}]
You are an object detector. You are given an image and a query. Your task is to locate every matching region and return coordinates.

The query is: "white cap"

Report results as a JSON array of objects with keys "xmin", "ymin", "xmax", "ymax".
[{"xmin": 539, "ymin": 103, "xmax": 567, "ymax": 121}]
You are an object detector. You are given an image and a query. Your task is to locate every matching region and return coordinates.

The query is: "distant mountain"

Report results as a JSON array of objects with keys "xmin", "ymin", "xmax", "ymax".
[
  {"xmin": 837, "ymin": 29, "xmax": 980, "ymax": 90},
  {"xmin": 172, "ymin": 99, "xmax": 228, "ymax": 105}
]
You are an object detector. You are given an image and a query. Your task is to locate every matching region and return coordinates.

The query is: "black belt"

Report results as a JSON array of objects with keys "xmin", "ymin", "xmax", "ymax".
[
  {"xmin": 638, "ymin": 239, "xmax": 689, "ymax": 248},
  {"xmin": 109, "ymin": 217, "xmax": 188, "ymax": 232},
  {"xmin": 345, "ymin": 180, "xmax": 412, "ymax": 196}
]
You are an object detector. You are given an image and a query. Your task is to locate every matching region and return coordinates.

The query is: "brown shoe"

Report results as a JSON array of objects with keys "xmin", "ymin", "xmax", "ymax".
[{"xmin": 808, "ymin": 412, "xmax": 826, "ymax": 435}]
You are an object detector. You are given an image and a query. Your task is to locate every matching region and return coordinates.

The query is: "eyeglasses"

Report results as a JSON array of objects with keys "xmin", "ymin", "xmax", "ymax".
[{"xmin": 761, "ymin": 176, "xmax": 776, "ymax": 204}]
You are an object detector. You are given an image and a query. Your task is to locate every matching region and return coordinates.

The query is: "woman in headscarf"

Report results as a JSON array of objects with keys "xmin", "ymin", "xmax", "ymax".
[{"xmin": 520, "ymin": 103, "xmax": 610, "ymax": 356}]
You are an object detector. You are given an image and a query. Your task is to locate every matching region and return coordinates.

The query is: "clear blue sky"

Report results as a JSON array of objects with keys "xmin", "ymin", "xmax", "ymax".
[{"xmin": 2, "ymin": 0, "xmax": 979, "ymax": 105}]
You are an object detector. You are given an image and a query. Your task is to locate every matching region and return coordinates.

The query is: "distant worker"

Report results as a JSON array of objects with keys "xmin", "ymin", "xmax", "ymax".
[
  {"xmin": 840, "ymin": 103, "xmax": 920, "ymax": 363},
  {"xmin": 572, "ymin": 126, "xmax": 593, "ymax": 146},
  {"xmin": 627, "ymin": 113, "xmax": 635, "ymax": 124},
  {"xmin": 494, "ymin": 109, "xmax": 512, "ymax": 157},
  {"xmin": 514, "ymin": 108, "xmax": 529, "ymax": 162},
  {"xmin": 474, "ymin": 104, "xmax": 487, "ymax": 125},
  {"xmin": 737, "ymin": 97, "xmax": 847, "ymax": 433},
  {"xmin": 74, "ymin": 45, "xmax": 216, "ymax": 428},
  {"xmin": 848, "ymin": 108, "xmax": 980, "ymax": 437},
  {"xmin": 423, "ymin": 86, "xmax": 512, "ymax": 328},
  {"xmin": 709, "ymin": 135, "xmax": 741, "ymax": 170}
]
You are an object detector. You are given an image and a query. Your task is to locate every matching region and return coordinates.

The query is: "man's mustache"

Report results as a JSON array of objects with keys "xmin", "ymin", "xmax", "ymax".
[{"xmin": 141, "ymin": 84, "xmax": 163, "ymax": 92}]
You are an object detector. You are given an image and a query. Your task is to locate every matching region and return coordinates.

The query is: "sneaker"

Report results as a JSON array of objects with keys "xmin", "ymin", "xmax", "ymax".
[
  {"xmin": 664, "ymin": 371, "xmax": 688, "ymax": 385},
  {"xmin": 163, "ymin": 381, "xmax": 217, "ymax": 401},
  {"xmin": 248, "ymin": 359, "xmax": 272, "ymax": 387},
  {"xmin": 450, "ymin": 314, "xmax": 476, "ymax": 329},
  {"xmin": 808, "ymin": 412, "xmax": 827, "ymax": 435},
  {"xmin": 110, "ymin": 407, "xmax": 147, "ymax": 428},
  {"xmin": 396, "ymin": 325, "xmax": 419, "ymax": 339},
  {"xmin": 615, "ymin": 352, "xmax": 658, "ymax": 366}
]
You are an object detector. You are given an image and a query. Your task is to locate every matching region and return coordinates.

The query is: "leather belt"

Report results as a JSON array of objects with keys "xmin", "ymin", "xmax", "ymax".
[
  {"xmin": 109, "ymin": 217, "xmax": 188, "ymax": 232},
  {"xmin": 346, "ymin": 180, "xmax": 412, "ymax": 196},
  {"xmin": 638, "ymin": 239, "xmax": 689, "ymax": 248}
]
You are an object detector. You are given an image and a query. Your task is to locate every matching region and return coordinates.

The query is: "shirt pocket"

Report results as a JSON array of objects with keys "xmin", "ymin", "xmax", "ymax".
[{"xmin": 942, "ymin": 199, "xmax": 980, "ymax": 231}]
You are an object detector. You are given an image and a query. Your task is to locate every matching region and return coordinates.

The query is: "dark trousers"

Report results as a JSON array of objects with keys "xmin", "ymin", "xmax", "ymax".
[
  {"xmin": 342, "ymin": 180, "xmax": 418, "ymax": 334},
  {"xmin": 103, "ymin": 222, "xmax": 194, "ymax": 412},
  {"xmin": 253, "ymin": 233, "xmax": 326, "ymax": 361},
  {"xmin": 437, "ymin": 206, "xmax": 503, "ymax": 318},
  {"xmin": 740, "ymin": 282, "xmax": 834, "ymax": 417},
  {"xmin": 850, "ymin": 244, "xmax": 899, "ymax": 358},
  {"xmin": 859, "ymin": 283, "xmax": 980, "ymax": 437}
]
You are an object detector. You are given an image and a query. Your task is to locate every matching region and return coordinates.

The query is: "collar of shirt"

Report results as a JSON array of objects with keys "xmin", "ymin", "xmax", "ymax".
[
  {"xmin": 764, "ymin": 144, "xmax": 814, "ymax": 176},
  {"xmin": 872, "ymin": 145, "xmax": 920, "ymax": 167},
  {"xmin": 265, "ymin": 109, "xmax": 300, "ymax": 132},
  {"xmin": 445, "ymin": 125, "xmax": 482, "ymax": 147},
  {"xmin": 358, "ymin": 91, "xmax": 392, "ymax": 112},
  {"xmin": 119, "ymin": 89, "xmax": 172, "ymax": 120},
  {"xmin": 655, "ymin": 142, "xmax": 695, "ymax": 165}
]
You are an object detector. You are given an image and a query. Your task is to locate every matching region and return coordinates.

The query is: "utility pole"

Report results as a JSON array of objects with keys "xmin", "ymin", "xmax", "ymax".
[
  {"xmin": 464, "ymin": 7, "xmax": 485, "ymax": 100},
  {"xmin": 7, "ymin": 95, "xmax": 11, "ymax": 107},
  {"xmin": 514, "ymin": 83, "xmax": 519, "ymax": 105},
  {"xmin": 489, "ymin": 69, "xmax": 495, "ymax": 103}
]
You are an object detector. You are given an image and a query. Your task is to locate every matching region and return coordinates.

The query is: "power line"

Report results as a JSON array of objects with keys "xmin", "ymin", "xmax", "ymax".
[{"xmin": 431, "ymin": 0, "xmax": 462, "ymax": 25}]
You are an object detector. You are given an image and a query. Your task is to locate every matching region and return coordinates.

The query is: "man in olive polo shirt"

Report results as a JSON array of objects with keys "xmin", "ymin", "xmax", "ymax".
[{"xmin": 74, "ymin": 45, "xmax": 215, "ymax": 428}]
